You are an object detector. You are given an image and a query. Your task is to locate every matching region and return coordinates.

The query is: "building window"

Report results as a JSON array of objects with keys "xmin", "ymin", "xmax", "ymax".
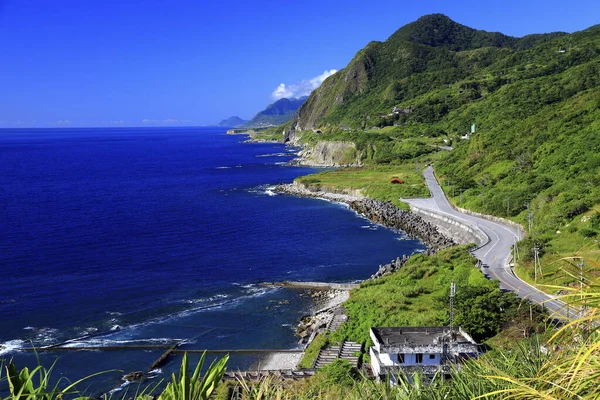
[
  {"xmin": 429, "ymin": 354, "xmax": 435, "ymax": 359},
  {"xmin": 398, "ymin": 353, "xmax": 405, "ymax": 364},
  {"xmin": 416, "ymin": 353, "xmax": 423, "ymax": 363}
]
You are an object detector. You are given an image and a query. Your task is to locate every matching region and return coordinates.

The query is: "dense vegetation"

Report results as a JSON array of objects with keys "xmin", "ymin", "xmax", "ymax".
[
  {"xmin": 330, "ymin": 246, "xmax": 537, "ymax": 345},
  {"xmin": 281, "ymin": 13, "xmax": 600, "ymax": 288}
]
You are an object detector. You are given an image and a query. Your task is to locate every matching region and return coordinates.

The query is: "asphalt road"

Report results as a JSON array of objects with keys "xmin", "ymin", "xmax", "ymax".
[{"xmin": 404, "ymin": 166, "xmax": 573, "ymax": 319}]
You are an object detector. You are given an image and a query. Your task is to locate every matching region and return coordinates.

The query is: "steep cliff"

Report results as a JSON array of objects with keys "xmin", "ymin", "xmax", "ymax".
[{"xmin": 295, "ymin": 141, "xmax": 361, "ymax": 167}]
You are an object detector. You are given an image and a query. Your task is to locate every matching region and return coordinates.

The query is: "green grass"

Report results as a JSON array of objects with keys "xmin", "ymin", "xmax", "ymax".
[
  {"xmin": 295, "ymin": 164, "xmax": 429, "ymax": 208},
  {"xmin": 331, "ymin": 246, "xmax": 529, "ymax": 345},
  {"xmin": 297, "ymin": 333, "xmax": 329, "ymax": 369},
  {"xmin": 512, "ymin": 205, "xmax": 600, "ymax": 295}
]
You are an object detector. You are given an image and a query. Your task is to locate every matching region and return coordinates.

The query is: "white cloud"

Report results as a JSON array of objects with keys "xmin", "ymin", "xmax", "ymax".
[{"xmin": 271, "ymin": 69, "xmax": 337, "ymax": 100}]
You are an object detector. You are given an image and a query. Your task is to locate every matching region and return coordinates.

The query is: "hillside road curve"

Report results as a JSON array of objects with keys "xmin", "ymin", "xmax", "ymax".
[{"xmin": 404, "ymin": 166, "xmax": 574, "ymax": 319}]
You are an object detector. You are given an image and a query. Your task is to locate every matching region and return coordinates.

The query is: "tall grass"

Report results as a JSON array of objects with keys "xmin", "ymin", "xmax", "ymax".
[
  {"xmin": 0, "ymin": 357, "xmax": 109, "ymax": 400},
  {"xmin": 0, "ymin": 352, "xmax": 228, "ymax": 400}
]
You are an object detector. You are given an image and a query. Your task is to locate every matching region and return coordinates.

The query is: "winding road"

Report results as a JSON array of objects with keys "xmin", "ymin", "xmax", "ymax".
[{"xmin": 404, "ymin": 166, "xmax": 573, "ymax": 319}]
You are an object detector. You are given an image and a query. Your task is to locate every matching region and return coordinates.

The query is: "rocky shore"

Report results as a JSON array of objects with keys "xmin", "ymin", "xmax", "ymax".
[
  {"xmin": 272, "ymin": 176, "xmax": 456, "ymax": 368},
  {"xmin": 295, "ymin": 289, "xmax": 350, "ymax": 345},
  {"xmin": 274, "ymin": 183, "xmax": 455, "ymax": 256},
  {"xmin": 349, "ymin": 199, "xmax": 455, "ymax": 254}
]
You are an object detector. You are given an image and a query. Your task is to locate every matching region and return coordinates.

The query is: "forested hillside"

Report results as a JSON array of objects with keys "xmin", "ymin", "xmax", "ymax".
[{"xmin": 281, "ymin": 14, "xmax": 600, "ymax": 262}]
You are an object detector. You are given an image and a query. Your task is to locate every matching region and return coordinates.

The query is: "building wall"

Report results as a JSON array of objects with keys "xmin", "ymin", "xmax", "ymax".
[
  {"xmin": 402, "ymin": 353, "xmax": 440, "ymax": 366},
  {"xmin": 377, "ymin": 351, "xmax": 441, "ymax": 366},
  {"xmin": 370, "ymin": 329, "xmax": 381, "ymax": 353},
  {"xmin": 370, "ymin": 347, "xmax": 381, "ymax": 377}
]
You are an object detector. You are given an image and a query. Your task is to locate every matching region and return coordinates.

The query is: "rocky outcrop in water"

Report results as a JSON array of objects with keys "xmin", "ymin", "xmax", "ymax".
[{"xmin": 348, "ymin": 199, "xmax": 455, "ymax": 254}]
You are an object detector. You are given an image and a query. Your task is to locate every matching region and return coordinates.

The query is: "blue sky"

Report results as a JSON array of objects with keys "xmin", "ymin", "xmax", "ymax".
[{"xmin": 1, "ymin": 0, "xmax": 599, "ymax": 127}]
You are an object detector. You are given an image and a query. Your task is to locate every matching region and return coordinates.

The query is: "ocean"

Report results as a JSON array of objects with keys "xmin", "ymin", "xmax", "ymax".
[{"xmin": 0, "ymin": 127, "xmax": 424, "ymax": 394}]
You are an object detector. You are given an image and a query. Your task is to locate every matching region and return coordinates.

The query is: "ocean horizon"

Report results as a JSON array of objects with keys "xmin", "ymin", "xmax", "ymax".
[{"xmin": 0, "ymin": 126, "xmax": 424, "ymax": 394}]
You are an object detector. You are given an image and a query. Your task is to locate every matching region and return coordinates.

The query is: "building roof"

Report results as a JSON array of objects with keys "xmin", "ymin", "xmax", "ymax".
[{"xmin": 371, "ymin": 326, "xmax": 478, "ymax": 354}]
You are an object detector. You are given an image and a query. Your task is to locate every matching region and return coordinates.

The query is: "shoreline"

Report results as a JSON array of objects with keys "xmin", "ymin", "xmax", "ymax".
[
  {"xmin": 255, "ymin": 289, "xmax": 350, "ymax": 371},
  {"xmin": 274, "ymin": 182, "xmax": 455, "ymax": 254},
  {"xmin": 266, "ymin": 180, "xmax": 456, "ymax": 369}
]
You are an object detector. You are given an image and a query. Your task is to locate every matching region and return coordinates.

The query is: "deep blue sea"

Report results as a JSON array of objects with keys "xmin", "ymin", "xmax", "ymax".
[{"xmin": 0, "ymin": 127, "xmax": 424, "ymax": 394}]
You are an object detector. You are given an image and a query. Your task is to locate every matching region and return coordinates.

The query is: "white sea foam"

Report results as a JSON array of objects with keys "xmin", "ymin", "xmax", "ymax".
[
  {"xmin": 0, "ymin": 339, "xmax": 26, "ymax": 355},
  {"xmin": 148, "ymin": 368, "xmax": 163, "ymax": 376},
  {"xmin": 48, "ymin": 286, "xmax": 277, "ymax": 347},
  {"xmin": 108, "ymin": 380, "xmax": 131, "ymax": 394},
  {"xmin": 185, "ymin": 293, "xmax": 230, "ymax": 304},
  {"xmin": 80, "ymin": 327, "xmax": 99, "ymax": 335},
  {"xmin": 61, "ymin": 337, "xmax": 184, "ymax": 348},
  {"xmin": 107, "ymin": 311, "xmax": 123, "ymax": 316},
  {"xmin": 248, "ymin": 184, "xmax": 278, "ymax": 197},
  {"xmin": 256, "ymin": 153, "xmax": 288, "ymax": 158}
]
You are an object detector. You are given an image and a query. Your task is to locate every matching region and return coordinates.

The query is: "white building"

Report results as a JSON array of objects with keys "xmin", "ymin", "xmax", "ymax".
[{"xmin": 369, "ymin": 326, "xmax": 479, "ymax": 383}]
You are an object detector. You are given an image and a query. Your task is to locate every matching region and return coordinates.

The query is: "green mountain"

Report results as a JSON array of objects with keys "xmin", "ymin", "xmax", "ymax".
[
  {"xmin": 286, "ymin": 13, "xmax": 600, "ymax": 239},
  {"xmin": 218, "ymin": 116, "xmax": 248, "ymax": 127},
  {"xmin": 287, "ymin": 14, "xmax": 568, "ymax": 139},
  {"xmin": 246, "ymin": 96, "xmax": 307, "ymax": 127}
]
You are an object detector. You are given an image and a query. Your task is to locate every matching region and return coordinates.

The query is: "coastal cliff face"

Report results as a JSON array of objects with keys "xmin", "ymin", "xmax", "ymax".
[{"xmin": 295, "ymin": 141, "xmax": 361, "ymax": 167}]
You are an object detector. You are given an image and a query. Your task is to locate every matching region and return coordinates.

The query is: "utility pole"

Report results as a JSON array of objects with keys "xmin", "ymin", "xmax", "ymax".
[
  {"xmin": 525, "ymin": 202, "xmax": 533, "ymax": 233},
  {"xmin": 459, "ymin": 189, "xmax": 464, "ymax": 205},
  {"xmin": 449, "ymin": 282, "xmax": 456, "ymax": 333},
  {"xmin": 533, "ymin": 245, "xmax": 542, "ymax": 283},
  {"xmin": 481, "ymin": 191, "xmax": 485, "ymax": 206},
  {"xmin": 578, "ymin": 258, "xmax": 585, "ymax": 301}
]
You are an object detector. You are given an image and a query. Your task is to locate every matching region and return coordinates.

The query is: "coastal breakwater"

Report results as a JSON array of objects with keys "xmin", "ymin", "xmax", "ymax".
[
  {"xmin": 348, "ymin": 199, "xmax": 455, "ymax": 253},
  {"xmin": 409, "ymin": 205, "xmax": 488, "ymax": 247},
  {"xmin": 274, "ymin": 183, "xmax": 455, "ymax": 256}
]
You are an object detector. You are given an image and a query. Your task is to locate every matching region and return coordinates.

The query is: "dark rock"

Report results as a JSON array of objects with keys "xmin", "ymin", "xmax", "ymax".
[
  {"xmin": 124, "ymin": 371, "xmax": 144, "ymax": 382},
  {"xmin": 347, "ymin": 199, "xmax": 455, "ymax": 280}
]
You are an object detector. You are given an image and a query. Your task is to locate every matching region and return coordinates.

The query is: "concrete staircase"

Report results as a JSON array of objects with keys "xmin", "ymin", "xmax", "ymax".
[
  {"xmin": 313, "ymin": 343, "xmax": 341, "ymax": 368},
  {"xmin": 339, "ymin": 340, "xmax": 361, "ymax": 368},
  {"xmin": 326, "ymin": 313, "xmax": 347, "ymax": 331},
  {"xmin": 313, "ymin": 340, "xmax": 361, "ymax": 369}
]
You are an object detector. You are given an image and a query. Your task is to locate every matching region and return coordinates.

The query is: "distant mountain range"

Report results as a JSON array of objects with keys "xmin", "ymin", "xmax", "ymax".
[
  {"xmin": 246, "ymin": 96, "xmax": 308, "ymax": 127},
  {"xmin": 218, "ymin": 116, "xmax": 248, "ymax": 127},
  {"xmin": 218, "ymin": 96, "xmax": 308, "ymax": 128}
]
